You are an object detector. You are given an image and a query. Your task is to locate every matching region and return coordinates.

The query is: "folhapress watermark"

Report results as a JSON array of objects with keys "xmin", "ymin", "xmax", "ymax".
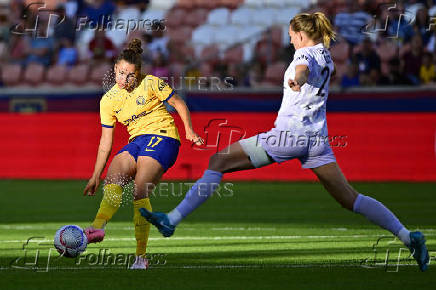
[
  {"xmin": 9, "ymin": 237, "xmax": 167, "ymax": 271},
  {"xmin": 360, "ymin": 235, "xmax": 434, "ymax": 272},
  {"xmin": 256, "ymin": 131, "xmax": 348, "ymax": 148},
  {"xmin": 10, "ymin": 2, "xmax": 166, "ymax": 38}
]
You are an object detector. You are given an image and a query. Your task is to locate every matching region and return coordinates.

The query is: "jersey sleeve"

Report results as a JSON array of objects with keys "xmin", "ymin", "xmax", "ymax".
[
  {"xmin": 100, "ymin": 96, "xmax": 116, "ymax": 128},
  {"xmin": 293, "ymin": 49, "xmax": 311, "ymax": 68},
  {"xmin": 150, "ymin": 75, "xmax": 175, "ymax": 102}
]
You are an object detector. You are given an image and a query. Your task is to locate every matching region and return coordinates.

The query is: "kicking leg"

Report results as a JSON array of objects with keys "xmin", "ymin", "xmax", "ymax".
[
  {"xmin": 167, "ymin": 142, "xmax": 254, "ymax": 225},
  {"xmin": 312, "ymin": 162, "xmax": 429, "ymax": 271},
  {"xmin": 87, "ymin": 152, "xmax": 136, "ymax": 242},
  {"xmin": 141, "ymin": 142, "xmax": 257, "ymax": 236}
]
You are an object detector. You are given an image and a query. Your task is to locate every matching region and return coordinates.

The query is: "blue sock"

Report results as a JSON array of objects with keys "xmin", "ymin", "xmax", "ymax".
[
  {"xmin": 168, "ymin": 170, "xmax": 223, "ymax": 225},
  {"xmin": 353, "ymin": 194, "xmax": 410, "ymax": 245}
]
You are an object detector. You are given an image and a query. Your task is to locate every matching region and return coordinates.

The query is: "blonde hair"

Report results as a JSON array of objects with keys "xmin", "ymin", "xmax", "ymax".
[{"xmin": 290, "ymin": 12, "xmax": 336, "ymax": 48}]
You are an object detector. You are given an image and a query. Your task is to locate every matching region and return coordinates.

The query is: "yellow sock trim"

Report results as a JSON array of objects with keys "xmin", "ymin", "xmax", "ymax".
[
  {"xmin": 133, "ymin": 198, "xmax": 152, "ymax": 256},
  {"xmin": 91, "ymin": 184, "xmax": 123, "ymax": 229}
]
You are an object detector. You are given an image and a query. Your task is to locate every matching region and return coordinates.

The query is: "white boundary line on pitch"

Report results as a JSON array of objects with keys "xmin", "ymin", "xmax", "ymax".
[
  {"xmin": 0, "ymin": 263, "xmax": 421, "ymax": 271},
  {"xmin": 0, "ymin": 225, "xmax": 277, "ymax": 231},
  {"xmin": 4, "ymin": 233, "xmax": 436, "ymax": 244},
  {"xmin": 2, "ymin": 224, "xmax": 436, "ymax": 231}
]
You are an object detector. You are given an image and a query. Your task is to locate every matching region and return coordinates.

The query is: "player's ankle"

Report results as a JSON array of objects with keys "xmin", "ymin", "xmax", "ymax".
[
  {"xmin": 167, "ymin": 209, "xmax": 182, "ymax": 226},
  {"xmin": 397, "ymin": 228, "xmax": 411, "ymax": 246}
]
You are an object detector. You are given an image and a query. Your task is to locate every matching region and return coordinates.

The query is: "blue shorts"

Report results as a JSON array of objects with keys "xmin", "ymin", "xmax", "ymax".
[{"xmin": 117, "ymin": 134, "xmax": 180, "ymax": 171}]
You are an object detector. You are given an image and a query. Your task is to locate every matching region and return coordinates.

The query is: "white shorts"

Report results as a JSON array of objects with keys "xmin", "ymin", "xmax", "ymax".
[{"xmin": 239, "ymin": 128, "xmax": 336, "ymax": 169}]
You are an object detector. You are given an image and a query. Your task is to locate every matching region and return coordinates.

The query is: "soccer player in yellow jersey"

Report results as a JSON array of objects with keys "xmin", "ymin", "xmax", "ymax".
[{"xmin": 82, "ymin": 39, "xmax": 203, "ymax": 270}]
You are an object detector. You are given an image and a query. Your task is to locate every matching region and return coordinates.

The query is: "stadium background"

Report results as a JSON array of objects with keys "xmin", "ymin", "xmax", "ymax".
[{"xmin": 0, "ymin": 0, "xmax": 435, "ymax": 181}]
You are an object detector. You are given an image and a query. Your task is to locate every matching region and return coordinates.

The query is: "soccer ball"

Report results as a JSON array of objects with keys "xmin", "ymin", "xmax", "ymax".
[{"xmin": 54, "ymin": 225, "xmax": 88, "ymax": 258}]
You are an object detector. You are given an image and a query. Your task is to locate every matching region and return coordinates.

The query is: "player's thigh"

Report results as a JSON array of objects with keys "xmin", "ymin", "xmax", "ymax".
[
  {"xmin": 311, "ymin": 162, "xmax": 358, "ymax": 210},
  {"xmin": 208, "ymin": 142, "xmax": 255, "ymax": 173},
  {"xmin": 134, "ymin": 156, "xmax": 165, "ymax": 199},
  {"xmin": 106, "ymin": 151, "xmax": 137, "ymax": 185}
]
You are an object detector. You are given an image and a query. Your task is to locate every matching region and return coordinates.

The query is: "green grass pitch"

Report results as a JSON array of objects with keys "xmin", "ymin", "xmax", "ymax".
[{"xmin": 0, "ymin": 180, "xmax": 435, "ymax": 289}]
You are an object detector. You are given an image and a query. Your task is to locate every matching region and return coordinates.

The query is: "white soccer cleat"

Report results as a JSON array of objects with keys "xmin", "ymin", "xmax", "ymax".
[{"xmin": 129, "ymin": 256, "xmax": 149, "ymax": 270}]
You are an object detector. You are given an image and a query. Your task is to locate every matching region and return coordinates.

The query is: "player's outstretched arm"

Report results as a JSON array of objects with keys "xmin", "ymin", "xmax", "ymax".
[
  {"xmin": 167, "ymin": 93, "xmax": 204, "ymax": 146},
  {"xmin": 288, "ymin": 65, "xmax": 309, "ymax": 92},
  {"xmin": 84, "ymin": 127, "xmax": 114, "ymax": 196}
]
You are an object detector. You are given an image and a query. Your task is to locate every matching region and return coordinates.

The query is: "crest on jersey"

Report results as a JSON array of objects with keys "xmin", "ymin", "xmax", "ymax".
[
  {"xmin": 136, "ymin": 96, "xmax": 145, "ymax": 106},
  {"xmin": 158, "ymin": 80, "xmax": 166, "ymax": 91}
]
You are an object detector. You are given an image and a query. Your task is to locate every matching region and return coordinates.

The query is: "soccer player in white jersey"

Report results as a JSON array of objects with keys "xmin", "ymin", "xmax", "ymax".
[{"xmin": 141, "ymin": 12, "xmax": 429, "ymax": 271}]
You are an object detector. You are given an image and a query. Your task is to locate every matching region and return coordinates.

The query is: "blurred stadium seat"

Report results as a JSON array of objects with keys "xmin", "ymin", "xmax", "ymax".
[
  {"xmin": 251, "ymin": 8, "xmax": 277, "ymax": 27},
  {"xmin": 23, "ymin": 63, "xmax": 45, "ymax": 86},
  {"xmin": 66, "ymin": 64, "xmax": 90, "ymax": 85},
  {"xmin": 45, "ymin": 65, "xmax": 67, "ymax": 86},
  {"xmin": 166, "ymin": 8, "xmax": 187, "ymax": 28},
  {"xmin": 223, "ymin": 45, "xmax": 244, "ymax": 64},
  {"xmin": 141, "ymin": 8, "xmax": 166, "ymax": 21},
  {"xmin": 175, "ymin": 0, "xmax": 195, "ymax": 9},
  {"xmin": 184, "ymin": 9, "xmax": 208, "ymax": 27},
  {"xmin": 2, "ymin": 64, "xmax": 22, "ymax": 87},
  {"xmin": 264, "ymin": 61, "xmax": 287, "ymax": 85},
  {"xmin": 200, "ymin": 44, "xmax": 221, "ymax": 65},
  {"xmin": 168, "ymin": 27, "xmax": 193, "ymax": 44},
  {"xmin": 244, "ymin": 0, "xmax": 265, "ymax": 8},
  {"xmin": 207, "ymin": 8, "xmax": 231, "ymax": 26},
  {"xmin": 90, "ymin": 63, "xmax": 113, "ymax": 85}
]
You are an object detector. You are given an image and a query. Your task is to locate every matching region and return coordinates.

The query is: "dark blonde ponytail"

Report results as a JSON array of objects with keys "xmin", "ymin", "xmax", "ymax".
[
  {"xmin": 312, "ymin": 12, "xmax": 336, "ymax": 48},
  {"xmin": 290, "ymin": 12, "xmax": 336, "ymax": 48}
]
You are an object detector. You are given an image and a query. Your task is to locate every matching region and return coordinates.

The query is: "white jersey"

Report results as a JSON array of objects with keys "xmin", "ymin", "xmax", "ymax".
[{"xmin": 275, "ymin": 43, "xmax": 334, "ymax": 136}]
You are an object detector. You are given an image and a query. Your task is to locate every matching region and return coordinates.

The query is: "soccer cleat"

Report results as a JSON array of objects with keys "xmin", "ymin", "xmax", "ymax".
[
  {"xmin": 130, "ymin": 256, "xmax": 149, "ymax": 270},
  {"xmin": 139, "ymin": 208, "xmax": 175, "ymax": 237},
  {"xmin": 84, "ymin": 227, "xmax": 105, "ymax": 243},
  {"xmin": 408, "ymin": 231, "xmax": 429, "ymax": 271}
]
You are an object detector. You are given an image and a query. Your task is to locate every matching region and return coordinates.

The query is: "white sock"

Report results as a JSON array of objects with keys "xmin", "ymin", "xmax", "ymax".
[
  {"xmin": 397, "ymin": 227, "xmax": 411, "ymax": 246},
  {"xmin": 167, "ymin": 209, "xmax": 183, "ymax": 226}
]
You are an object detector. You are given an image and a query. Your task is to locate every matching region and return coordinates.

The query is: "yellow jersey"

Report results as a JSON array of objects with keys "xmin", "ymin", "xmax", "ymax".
[{"xmin": 100, "ymin": 75, "xmax": 180, "ymax": 141}]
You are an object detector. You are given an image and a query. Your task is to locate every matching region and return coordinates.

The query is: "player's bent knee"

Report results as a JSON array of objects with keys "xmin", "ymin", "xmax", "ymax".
[
  {"xmin": 340, "ymin": 190, "xmax": 358, "ymax": 211},
  {"xmin": 105, "ymin": 175, "xmax": 130, "ymax": 187},
  {"xmin": 322, "ymin": 181, "xmax": 357, "ymax": 211},
  {"xmin": 208, "ymin": 153, "xmax": 229, "ymax": 172}
]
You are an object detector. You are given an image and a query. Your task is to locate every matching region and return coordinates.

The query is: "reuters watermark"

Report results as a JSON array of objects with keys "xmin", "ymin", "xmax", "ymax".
[
  {"xmin": 160, "ymin": 76, "xmax": 235, "ymax": 91},
  {"xmin": 145, "ymin": 182, "xmax": 234, "ymax": 198}
]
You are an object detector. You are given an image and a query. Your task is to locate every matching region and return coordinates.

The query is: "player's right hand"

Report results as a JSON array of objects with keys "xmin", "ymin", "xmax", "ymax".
[
  {"xmin": 83, "ymin": 177, "xmax": 100, "ymax": 196},
  {"xmin": 288, "ymin": 79, "xmax": 302, "ymax": 91}
]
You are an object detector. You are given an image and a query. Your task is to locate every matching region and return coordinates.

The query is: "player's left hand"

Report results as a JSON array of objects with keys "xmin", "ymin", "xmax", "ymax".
[
  {"xmin": 84, "ymin": 176, "xmax": 100, "ymax": 196},
  {"xmin": 186, "ymin": 128, "xmax": 204, "ymax": 146},
  {"xmin": 288, "ymin": 79, "xmax": 301, "ymax": 91}
]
